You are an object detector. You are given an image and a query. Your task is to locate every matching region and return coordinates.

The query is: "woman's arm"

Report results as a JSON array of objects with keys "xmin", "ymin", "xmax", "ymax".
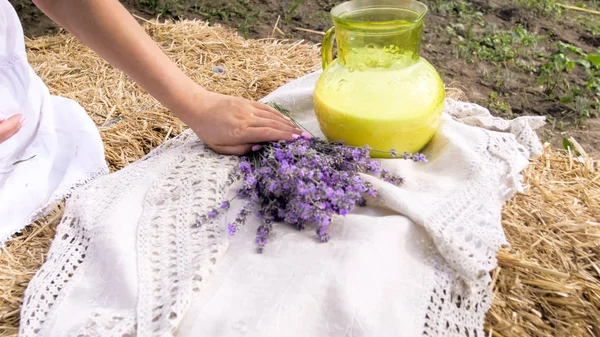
[{"xmin": 32, "ymin": 0, "xmax": 302, "ymax": 154}]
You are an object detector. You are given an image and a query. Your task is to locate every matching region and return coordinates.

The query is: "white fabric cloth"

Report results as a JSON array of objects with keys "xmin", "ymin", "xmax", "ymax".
[
  {"xmin": 0, "ymin": 0, "xmax": 108, "ymax": 244},
  {"xmin": 19, "ymin": 71, "xmax": 545, "ymax": 337}
]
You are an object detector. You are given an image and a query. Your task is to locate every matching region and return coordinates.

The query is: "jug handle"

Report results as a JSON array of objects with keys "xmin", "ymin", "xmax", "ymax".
[{"xmin": 321, "ymin": 27, "xmax": 335, "ymax": 70}]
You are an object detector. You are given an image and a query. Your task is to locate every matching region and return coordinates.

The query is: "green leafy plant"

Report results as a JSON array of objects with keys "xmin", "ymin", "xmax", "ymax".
[
  {"xmin": 487, "ymin": 91, "xmax": 513, "ymax": 117},
  {"xmin": 450, "ymin": 25, "xmax": 543, "ymax": 64},
  {"xmin": 237, "ymin": 15, "xmax": 257, "ymax": 38},
  {"xmin": 537, "ymin": 42, "xmax": 600, "ymax": 121},
  {"xmin": 285, "ymin": 0, "xmax": 304, "ymax": 23},
  {"xmin": 190, "ymin": 1, "xmax": 258, "ymax": 38},
  {"xmin": 511, "ymin": 0, "xmax": 560, "ymax": 16},
  {"xmin": 139, "ymin": 0, "xmax": 179, "ymax": 16},
  {"xmin": 562, "ymin": 137, "xmax": 583, "ymax": 156},
  {"xmin": 428, "ymin": 0, "xmax": 475, "ymax": 16}
]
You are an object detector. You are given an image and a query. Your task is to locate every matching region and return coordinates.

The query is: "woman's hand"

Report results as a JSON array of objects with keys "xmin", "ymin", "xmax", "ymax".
[
  {"xmin": 0, "ymin": 113, "xmax": 25, "ymax": 144},
  {"xmin": 176, "ymin": 89, "xmax": 302, "ymax": 155}
]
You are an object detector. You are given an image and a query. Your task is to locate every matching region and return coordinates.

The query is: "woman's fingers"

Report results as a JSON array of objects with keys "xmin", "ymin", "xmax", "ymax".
[
  {"xmin": 252, "ymin": 101, "xmax": 292, "ymax": 122},
  {"xmin": 239, "ymin": 108, "xmax": 308, "ymax": 145},
  {"xmin": 252, "ymin": 106, "xmax": 302, "ymax": 133},
  {"xmin": 239, "ymin": 126, "xmax": 299, "ymax": 144},
  {"xmin": 249, "ymin": 115, "xmax": 301, "ymax": 135},
  {"xmin": 0, "ymin": 114, "xmax": 25, "ymax": 144},
  {"xmin": 252, "ymin": 108, "xmax": 297, "ymax": 129},
  {"xmin": 211, "ymin": 144, "xmax": 254, "ymax": 156}
]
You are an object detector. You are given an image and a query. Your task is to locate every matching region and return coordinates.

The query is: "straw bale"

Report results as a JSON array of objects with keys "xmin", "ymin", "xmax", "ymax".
[
  {"xmin": 0, "ymin": 205, "xmax": 63, "ymax": 337},
  {"xmin": 486, "ymin": 144, "xmax": 600, "ymax": 337},
  {"xmin": 0, "ymin": 19, "xmax": 599, "ymax": 337}
]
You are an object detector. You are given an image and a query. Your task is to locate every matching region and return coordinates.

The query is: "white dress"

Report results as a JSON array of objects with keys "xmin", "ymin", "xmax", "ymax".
[
  {"xmin": 18, "ymin": 68, "xmax": 547, "ymax": 337},
  {"xmin": 0, "ymin": 0, "xmax": 108, "ymax": 244}
]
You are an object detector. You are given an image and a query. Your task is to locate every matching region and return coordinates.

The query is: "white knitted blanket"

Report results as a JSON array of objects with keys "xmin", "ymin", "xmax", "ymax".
[{"xmin": 19, "ymin": 71, "xmax": 545, "ymax": 337}]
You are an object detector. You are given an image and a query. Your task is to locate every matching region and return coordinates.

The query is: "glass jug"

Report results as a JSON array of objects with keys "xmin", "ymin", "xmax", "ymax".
[{"xmin": 314, "ymin": 0, "xmax": 445, "ymax": 158}]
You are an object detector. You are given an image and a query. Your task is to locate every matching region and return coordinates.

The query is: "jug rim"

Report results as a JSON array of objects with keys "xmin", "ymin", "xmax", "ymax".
[{"xmin": 330, "ymin": 0, "xmax": 428, "ymax": 27}]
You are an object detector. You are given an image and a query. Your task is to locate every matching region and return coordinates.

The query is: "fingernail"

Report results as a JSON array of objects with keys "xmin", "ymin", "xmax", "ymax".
[
  {"xmin": 301, "ymin": 132, "xmax": 312, "ymax": 139},
  {"xmin": 251, "ymin": 145, "xmax": 262, "ymax": 152},
  {"xmin": 19, "ymin": 116, "xmax": 27, "ymax": 127},
  {"xmin": 292, "ymin": 134, "xmax": 300, "ymax": 139}
]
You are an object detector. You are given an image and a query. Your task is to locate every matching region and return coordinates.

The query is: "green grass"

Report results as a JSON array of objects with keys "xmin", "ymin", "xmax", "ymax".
[
  {"xmin": 191, "ymin": 2, "xmax": 248, "ymax": 21},
  {"xmin": 582, "ymin": 19, "xmax": 600, "ymax": 35},
  {"xmin": 431, "ymin": 0, "xmax": 599, "ymax": 122},
  {"xmin": 575, "ymin": 10, "xmax": 600, "ymax": 35},
  {"xmin": 448, "ymin": 25, "xmax": 544, "ymax": 64},
  {"xmin": 447, "ymin": 18, "xmax": 599, "ymax": 121},
  {"xmin": 139, "ymin": 0, "xmax": 180, "ymax": 16},
  {"xmin": 510, "ymin": 0, "xmax": 561, "ymax": 15},
  {"xmin": 573, "ymin": 0, "xmax": 599, "ymax": 9},
  {"xmin": 427, "ymin": 0, "xmax": 487, "ymax": 29},
  {"xmin": 237, "ymin": 15, "xmax": 258, "ymax": 38},
  {"xmin": 285, "ymin": 0, "xmax": 304, "ymax": 23},
  {"xmin": 427, "ymin": 0, "xmax": 477, "ymax": 15},
  {"xmin": 487, "ymin": 91, "xmax": 514, "ymax": 117},
  {"xmin": 189, "ymin": 0, "xmax": 260, "ymax": 37}
]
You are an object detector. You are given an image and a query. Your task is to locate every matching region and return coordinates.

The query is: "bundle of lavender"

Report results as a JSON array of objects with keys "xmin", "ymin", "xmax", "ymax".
[{"xmin": 197, "ymin": 103, "xmax": 427, "ymax": 252}]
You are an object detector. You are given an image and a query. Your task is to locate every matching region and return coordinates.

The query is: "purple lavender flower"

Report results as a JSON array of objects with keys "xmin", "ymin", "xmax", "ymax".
[
  {"xmin": 255, "ymin": 225, "xmax": 270, "ymax": 253},
  {"xmin": 240, "ymin": 159, "xmax": 252, "ymax": 174},
  {"xmin": 208, "ymin": 209, "xmax": 218, "ymax": 218},
  {"xmin": 227, "ymin": 223, "xmax": 237, "ymax": 236},
  {"xmin": 245, "ymin": 175, "xmax": 258, "ymax": 186},
  {"xmin": 236, "ymin": 185, "xmax": 251, "ymax": 198},
  {"xmin": 317, "ymin": 226, "xmax": 330, "ymax": 242},
  {"xmin": 194, "ymin": 106, "xmax": 427, "ymax": 252},
  {"xmin": 381, "ymin": 169, "xmax": 404, "ymax": 185},
  {"xmin": 413, "ymin": 153, "xmax": 428, "ymax": 163},
  {"xmin": 228, "ymin": 136, "xmax": 404, "ymax": 252},
  {"xmin": 366, "ymin": 188, "xmax": 377, "ymax": 198}
]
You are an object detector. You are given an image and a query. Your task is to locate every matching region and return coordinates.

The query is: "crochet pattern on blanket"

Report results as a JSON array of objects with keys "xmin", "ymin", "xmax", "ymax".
[{"xmin": 19, "ymin": 73, "xmax": 545, "ymax": 337}]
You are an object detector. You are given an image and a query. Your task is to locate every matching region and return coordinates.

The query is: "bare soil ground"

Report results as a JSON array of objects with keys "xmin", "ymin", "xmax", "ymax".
[{"xmin": 9, "ymin": 0, "xmax": 600, "ymax": 154}]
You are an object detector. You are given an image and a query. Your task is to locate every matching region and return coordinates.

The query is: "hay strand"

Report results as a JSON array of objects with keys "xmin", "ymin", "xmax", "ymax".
[{"xmin": 556, "ymin": 3, "xmax": 600, "ymax": 16}]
